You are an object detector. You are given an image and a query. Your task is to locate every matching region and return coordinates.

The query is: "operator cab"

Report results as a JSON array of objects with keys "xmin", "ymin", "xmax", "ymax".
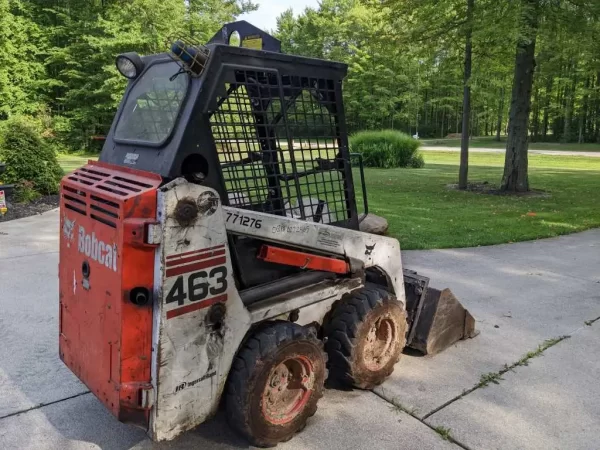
[
  {"xmin": 113, "ymin": 59, "xmax": 187, "ymax": 147},
  {"xmin": 100, "ymin": 22, "xmax": 365, "ymax": 288}
]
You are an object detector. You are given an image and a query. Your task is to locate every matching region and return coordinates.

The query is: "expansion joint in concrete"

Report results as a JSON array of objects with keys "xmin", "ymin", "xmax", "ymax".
[
  {"xmin": 421, "ymin": 335, "xmax": 571, "ymax": 421},
  {"xmin": 372, "ymin": 389, "xmax": 474, "ymax": 450},
  {"xmin": 0, "ymin": 391, "xmax": 91, "ymax": 421}
]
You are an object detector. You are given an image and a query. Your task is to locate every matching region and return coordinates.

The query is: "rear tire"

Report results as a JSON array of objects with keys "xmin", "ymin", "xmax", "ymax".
[
  {"xmin": 324, "ymin": 286, "xmax": 407, "ymax": 389},
  {"xmin": 226, "ymin": 322, "xmax": 326, "ymax": 447}
]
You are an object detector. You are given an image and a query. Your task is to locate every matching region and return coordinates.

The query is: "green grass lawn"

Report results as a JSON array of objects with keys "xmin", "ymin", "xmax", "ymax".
[
  {"xmin": 422, "ymin": 136, "xmax": 600, "ymax": 152},
  {"xmin": 57, "ymin": 154, "xmax": 97, "ymax": 173},
  {"xmin": 58, "ymin": 151, "xmax": 600, "ymax": 250},
  {"xmin": 359, "ymin": 151, "xmax": 600, "ymax": 249}
]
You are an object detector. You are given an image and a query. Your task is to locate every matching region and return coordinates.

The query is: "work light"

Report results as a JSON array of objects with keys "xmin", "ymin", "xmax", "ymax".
[
  {"xmin": 170, "ymin": 40, "xmax": 209, "ymax": 76},
  {"xmin": 116, "ymin": 52, "xmax": 144, "ymax": 79}
]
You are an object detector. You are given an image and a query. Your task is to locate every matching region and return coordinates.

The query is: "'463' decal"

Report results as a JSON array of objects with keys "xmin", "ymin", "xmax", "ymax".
[
  {"xmin": 164, "ymin": 245, "xmax": 229, "ymax": 319},
  {"xmin": 166, "ymin": 266, "xmax": 228, "ymax": 306}
]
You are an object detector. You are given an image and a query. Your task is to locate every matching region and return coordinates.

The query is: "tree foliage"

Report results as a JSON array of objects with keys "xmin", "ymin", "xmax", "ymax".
[
  {"xmin": 275, "ymin": 0, "xmax": 600, "ymax": 149},
  {"xmin": 0, "ymin": 0, "xmax": 45, "ymax": 118},
  {"xmin": 0, "ymin": 0, "xmax": 598, "ymax": 171},
  {"xmin": 0, "ymin": 0, "xmax": 256, "ymax": 149}
]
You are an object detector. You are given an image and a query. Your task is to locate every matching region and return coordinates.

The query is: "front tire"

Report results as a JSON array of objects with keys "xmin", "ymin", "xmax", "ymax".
[
  {"xmin": 226, "ymin": 322, "xmax": 326, "ymax": 447},
  {"xmin": 324, "ymin": 286, "xmax": 408, "ymax": 389}
]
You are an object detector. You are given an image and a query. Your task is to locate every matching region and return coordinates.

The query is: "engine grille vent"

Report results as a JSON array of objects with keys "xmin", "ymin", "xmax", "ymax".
[
  {"xmin": 62, "ymin": 185, "xmax": 87, "ymax": 216},
  {"xmin": 62, "ymin": 162, "xmax": 160, "ymax": 229}
]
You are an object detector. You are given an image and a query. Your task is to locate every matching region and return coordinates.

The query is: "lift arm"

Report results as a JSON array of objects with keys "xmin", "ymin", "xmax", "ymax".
[{"xmin": 222, "ymin": 206, "xmax": 406, "ymax": 302}]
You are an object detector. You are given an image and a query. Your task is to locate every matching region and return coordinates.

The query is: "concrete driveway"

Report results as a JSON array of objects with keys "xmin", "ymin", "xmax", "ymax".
[{"xmin": 1, "ymin": 210, "xmax": 599, "ymax": 450}]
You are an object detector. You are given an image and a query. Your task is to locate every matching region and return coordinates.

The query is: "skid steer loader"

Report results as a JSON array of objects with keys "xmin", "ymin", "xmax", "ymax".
[{"xmin": 58, "ymin": 21, "xmax": 477, "ymax": 447}]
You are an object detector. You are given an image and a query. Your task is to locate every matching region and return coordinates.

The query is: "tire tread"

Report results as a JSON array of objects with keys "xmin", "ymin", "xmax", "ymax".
[
  {"xmin": 324, "ymin": 286, "xmax": 406, "ymax": 389},
  {"xmin": 226, "ymin": 322, "xmax": 325, "ymax": 447}
]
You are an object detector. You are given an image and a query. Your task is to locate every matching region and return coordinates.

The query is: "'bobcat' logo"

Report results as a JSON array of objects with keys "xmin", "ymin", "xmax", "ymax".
[
  {"xmin": 365, "ymin": 243, "xmax": 376, "ymax": 256},
  {"xmin": 63, "ymin": 216, "xmax": 76, "ymax": 247},
  {"xmin": 78, "ymin": 226, "xmax": 118, "ymax": 272}
]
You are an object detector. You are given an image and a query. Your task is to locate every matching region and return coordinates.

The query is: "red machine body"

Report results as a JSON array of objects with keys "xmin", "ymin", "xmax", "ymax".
[{"xmin": 58, "ymin": 161, "xmax": 161, "ymax": 427}]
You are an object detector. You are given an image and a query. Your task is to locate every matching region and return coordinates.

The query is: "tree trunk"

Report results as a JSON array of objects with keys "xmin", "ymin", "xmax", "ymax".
[
  {"xmin": 585, "ymin": 76, "xmax": 594, "ymax": 139},
  {"xmin": 531, "ymin": 84, "xmax": 540, "ymax": 141},
  {"xmin": 441, "ymin": 106, "xmax": 446, "ymax": 138},
  {"xmin": 561, "ymin": 62, "xmax": 575, "ymax": 143},
  {"xmin": 456, "ymin": 104, "xmax": 460, "ymax": 134},
  {"xmin": 501, "ymin": 0, "xmax": 539, "ymax": 193},
  {"xmin": 552, "ymin": 82, "xmax": 563, "ymax": 138},
  {"xmin": 580, "ymin": 76, "xmax": 589, "ymax": 143},
  {"xmin": 542, "ymin": 76, "xmax": 552, "ymax": 139},
  {"xmin": 459, "ymin": 0, "xmax": 474, "ymax": 190},
  {"xmin": 596, "ymin": 72, "xmax": 600, "ymax": 143},
  {"xmin": 495, "ymin": 87, "xmax": 505, "ymax": 141},
  {"xmin": 570, "ymin": 68, "xmax": 578, "ymax": 141}
]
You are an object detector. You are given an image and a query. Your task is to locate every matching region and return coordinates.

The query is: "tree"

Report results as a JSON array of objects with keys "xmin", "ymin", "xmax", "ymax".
[
  {"xmin": 24, "ymin": 0, "xmax": 256, "ymax": 149},
  {"xmin": 459, "ymin": 0, "xmax": 475, "ymax": 190},
  {"xmin": 501, "ymin": 0, "xmax": 539, "ymax": 192},
  {"xmin": 495, "ymin": 86, "xmax": 505, "ymax": 141},
  {"xmin": 501, "ymin": 0, "xmax": 600, "ymax": 192},
  {"xmin": 1, "ymin": 0, "xmax": 598, "ymax": 157},
  {"xmin": 0, "ymin": 0, "xmax": 44, "ymax": 119}
]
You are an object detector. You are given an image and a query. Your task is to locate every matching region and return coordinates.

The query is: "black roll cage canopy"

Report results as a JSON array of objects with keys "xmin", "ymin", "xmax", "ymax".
[{"xmin": 100, "ymin": 21, "xmax": 365, "ymax": 238}]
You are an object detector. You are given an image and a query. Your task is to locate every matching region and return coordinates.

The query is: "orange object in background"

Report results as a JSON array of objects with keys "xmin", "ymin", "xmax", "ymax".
[{"xmin": 58, "ymin": 161, "xmax": 161, "ymax": 428}]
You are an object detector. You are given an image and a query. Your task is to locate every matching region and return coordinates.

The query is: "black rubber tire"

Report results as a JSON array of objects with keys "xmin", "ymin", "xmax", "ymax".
[
  {"xmin": 225, "ymin": 322, "xmax": 326, "ymax": 447},
  {"xmin": 324, "ymin": 286, "xmax": 408, "ymax": 389}
]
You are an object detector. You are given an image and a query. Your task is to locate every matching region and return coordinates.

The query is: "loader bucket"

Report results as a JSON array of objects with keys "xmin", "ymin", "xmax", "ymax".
[{"xmin": 403, "ymin": 270, "xmax": 478, "ymax": 355}]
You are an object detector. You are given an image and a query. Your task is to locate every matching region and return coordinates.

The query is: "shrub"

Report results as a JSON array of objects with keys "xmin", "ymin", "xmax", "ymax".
[
  {"xmin": 409, "ymin": 153, "xmax": 425, "ymax": 168},
  {"xmin": 0, "ymin": 116, "xmax": 64, "ymax": 196},
  {"xmin": 14, "ymin": 180, "xmax": 42, "ymax": 203},
  {"xmin": 349, "ymin": 130, "xmax": 423, "ymax": 168}
]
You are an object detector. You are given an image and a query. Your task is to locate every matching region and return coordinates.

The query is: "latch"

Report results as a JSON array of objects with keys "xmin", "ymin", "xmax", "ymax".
[
  {"xmin": 120, "ymin": 382, "xmax": 155, "ymax": 410},
  {"xmin": 123, "ymin": 219, "xmax": 160, "ymax": 247},
  {"xmin": 146, "ymin": 223, "xmax": 162, "ymax": 245},
  {"xmin": 139, "ymin": 385, "xmax": 155, "ymax": 409}
]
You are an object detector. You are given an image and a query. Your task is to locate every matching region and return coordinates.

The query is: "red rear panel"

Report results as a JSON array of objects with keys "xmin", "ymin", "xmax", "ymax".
[{"xmin": 59, "ymin": 161, "xmax": 161, "ymax": 428}]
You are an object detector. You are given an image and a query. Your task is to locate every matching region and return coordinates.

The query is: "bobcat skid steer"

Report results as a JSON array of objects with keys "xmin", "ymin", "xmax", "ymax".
[{"xmin": 58, "ymin": 21, "xmax": 477, "ymax": 447}]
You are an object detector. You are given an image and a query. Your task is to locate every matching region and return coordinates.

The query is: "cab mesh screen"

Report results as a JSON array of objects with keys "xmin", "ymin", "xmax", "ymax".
[{"xmin": 210, "ymin": 69, "xmax": 351, "ymax": 225}]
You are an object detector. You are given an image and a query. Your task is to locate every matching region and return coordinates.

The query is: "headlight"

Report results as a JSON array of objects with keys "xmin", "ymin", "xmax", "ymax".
[{"xmin": 116, "ymin": 52, "xmax": 144, "ymax": 79}]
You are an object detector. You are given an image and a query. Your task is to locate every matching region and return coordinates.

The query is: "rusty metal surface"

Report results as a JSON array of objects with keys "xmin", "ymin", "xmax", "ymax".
[
  {"xmin": 59, "ymin": 162, "xmax": 161, "ymax": 428},
  {"xmin": 407, "ymin": 287, "xmax": 478, "ymax": 355}
]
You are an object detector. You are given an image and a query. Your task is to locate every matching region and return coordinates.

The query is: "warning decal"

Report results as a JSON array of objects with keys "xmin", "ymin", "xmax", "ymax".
[
  {"xmin": 0, "ymin": 190, "xmax": 6, "ymax": 215},
  {"xmin": 317, "ymin": 228, "xmax": 343, "ymax": 250}
]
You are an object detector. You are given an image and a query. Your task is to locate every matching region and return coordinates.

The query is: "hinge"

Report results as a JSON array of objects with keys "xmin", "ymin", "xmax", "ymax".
[{"xmin": 146, "ymin": 223, "xmax": 162, "ymax": 245}]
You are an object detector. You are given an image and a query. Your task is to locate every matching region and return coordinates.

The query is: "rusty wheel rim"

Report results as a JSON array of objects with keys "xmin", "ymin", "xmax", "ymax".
[
  {"xmin": 364, "ymin": 316, "xmax": 396, "ymax": 371},
  {"xmin": 261, "ymin": 355, "xmax": 314, "ymax": 425}
]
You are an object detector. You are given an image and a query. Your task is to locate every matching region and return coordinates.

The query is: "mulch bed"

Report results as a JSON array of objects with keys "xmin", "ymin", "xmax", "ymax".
[
  {"xmin": 446, "ymin": 182, "xmax": 551, "ymax": 198},
  {"xmin": 0, "ymin": 195, "xmax": 59, "ymax": 223}
]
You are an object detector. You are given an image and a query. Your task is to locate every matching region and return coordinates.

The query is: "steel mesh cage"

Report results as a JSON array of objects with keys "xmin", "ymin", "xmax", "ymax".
[
  {"xmin": 167, "ymin": 36, "xmax": 210, "ymax": 77},
  {"xmin": 209, "ymin": 67, "xmax": 354, "ymax": 225}
]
